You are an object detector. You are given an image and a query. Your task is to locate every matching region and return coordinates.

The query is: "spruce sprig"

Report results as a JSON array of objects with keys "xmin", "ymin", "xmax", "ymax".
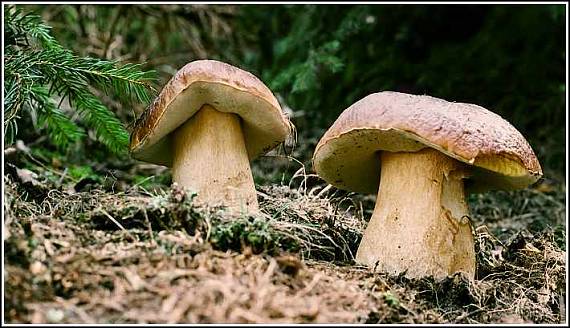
[
  {"xmin": 30, "ymin": 85, "xmax": 86, "ymax": 148},
  {"xmin": 269, "ymin": 6, "xmax": 371, "ymax": 94},
  {"xmin": 3, "ymin": 6, "xmax": 156, "ymax": 154},
  {"xmin": 4, "ymin": 5, "xmax": 58, "ymax": 49}
]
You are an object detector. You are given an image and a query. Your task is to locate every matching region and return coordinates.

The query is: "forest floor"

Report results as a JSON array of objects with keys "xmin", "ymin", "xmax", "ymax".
[{"xmin": 3, "ymin": 143, "xmax": 567, "ymax": 324}]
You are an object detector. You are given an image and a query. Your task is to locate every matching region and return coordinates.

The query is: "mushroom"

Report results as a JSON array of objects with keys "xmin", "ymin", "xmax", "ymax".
[
  {"xmin": 312, "ymin": 91, "xmax": 542, "ymax": 279},
  {"xmin": 130, "ymin": 60, "xmax": 292, "ymax": 214}
]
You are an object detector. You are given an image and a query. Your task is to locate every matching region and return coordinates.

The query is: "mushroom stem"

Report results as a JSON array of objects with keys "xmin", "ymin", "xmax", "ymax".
[
  {"xmin": 355, "ymin": 147, "xmax": 476, "ymax": 279},
  {"xmin": 171, "ymin": 105, "xmax": 258, "ymax": 214}
]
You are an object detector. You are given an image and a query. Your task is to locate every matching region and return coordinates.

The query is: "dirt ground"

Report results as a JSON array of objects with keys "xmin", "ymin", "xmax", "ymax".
[{"xmin": 3, "ymin": 153, "xmax": 567, "ymax": 324}]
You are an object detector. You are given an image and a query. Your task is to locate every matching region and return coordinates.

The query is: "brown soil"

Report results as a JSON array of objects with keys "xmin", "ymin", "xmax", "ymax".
[{"xmin": 3, "ymin": 165, "xmax": 567, "ymax": 324}]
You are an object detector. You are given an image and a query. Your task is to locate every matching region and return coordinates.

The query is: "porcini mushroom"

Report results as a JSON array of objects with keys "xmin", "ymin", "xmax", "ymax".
[
  {"xmin": 312, "ymin": 91, "xmax": 542, "ymax": 279},
  {"xmin": 130, "ymin": 60, "xmax": 292, "ymax": 213}
]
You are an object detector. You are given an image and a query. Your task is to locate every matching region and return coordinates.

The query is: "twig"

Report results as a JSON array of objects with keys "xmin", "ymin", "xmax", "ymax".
[
  {"xmin": 315, "ymin": 184, "xmax": 333, "ymax": 198},
  {"xmin": 57, "ymin": 167, "xmax": 68, "ymax": 185},
  {"xmin": 298, "ymin": 273, "xmax": 322, "ymax": 297},
  {"xmin": 454, "ymin": 308, "xmax": 486, "ymax": 322},
  {"xmin": 99, "ymin": 209, "xmax": 136, "ymax": 241},
  {"xmin": 23, "ymin": 149, "xmax": 75, "ymax": 181},
  {"xmin": 142, "ymin": 207, "xmax": 155, "ymax": 246},
  {"xmin": 103, "ymin": 5, "xmax": 126, "ymax": 59}
]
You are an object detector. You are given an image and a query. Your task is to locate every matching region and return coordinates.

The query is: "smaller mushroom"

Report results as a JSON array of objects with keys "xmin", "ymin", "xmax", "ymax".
[
  {"xmin": 313, "ymin": 91, "xmax": 542, "ymax": 279},
  {"xmin": 130, "ymin": 60, "xmax": 292, "ymax": 214}
]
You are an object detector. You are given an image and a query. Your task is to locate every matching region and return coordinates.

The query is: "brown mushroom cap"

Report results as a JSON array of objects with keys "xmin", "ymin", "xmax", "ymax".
[
  {"xmin": 313, "ymin": 91, "xmax": 542, "ymax": 194},
  {"xmin": 130, "ymin": 60, "xmax": 292, "ymax": 166}
]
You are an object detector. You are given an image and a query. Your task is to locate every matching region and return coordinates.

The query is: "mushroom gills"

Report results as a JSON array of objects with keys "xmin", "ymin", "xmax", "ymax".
[
  {"xmin": 171, "ymin": 104, "xmax": 258, "ymax": 214},
  {"xmin": 355, "ymin": 147, "xmax": 476, "ymax": 279}
]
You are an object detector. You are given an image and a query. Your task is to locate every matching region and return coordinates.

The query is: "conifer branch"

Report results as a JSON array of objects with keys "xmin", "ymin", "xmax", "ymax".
[
  {"xmin": 269, "ymin": 6, "xmax": 370, "ymax": 95},
  {"xmin": 30, "ymin": 85, "xmax": 86, "ymax": 148},
  {"xmin": 3, "ymin": 5, "xmax": 156, "ymax": 154}
]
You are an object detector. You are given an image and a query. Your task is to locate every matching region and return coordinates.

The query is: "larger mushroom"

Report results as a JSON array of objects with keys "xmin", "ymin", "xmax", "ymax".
[
  {"xmin": 130, "ymin": 60, "xmax": 292, "ymax": 214},
  {"xmin": 312, "ymin": 91, "xmax": 542, "ymax": 279}
]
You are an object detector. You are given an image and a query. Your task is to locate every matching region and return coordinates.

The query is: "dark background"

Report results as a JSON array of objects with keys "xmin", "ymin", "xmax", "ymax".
[{"xmin": 15, "ymin": 4, "xmax": 568, "ymax": 182}]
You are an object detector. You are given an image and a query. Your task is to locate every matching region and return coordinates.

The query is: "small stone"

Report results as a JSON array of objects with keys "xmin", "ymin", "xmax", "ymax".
[
  {"xmin": 499, "ymin": 313, "xmax": 527, "ymax": 324},
  {"xmin": 276, "ymin": 255, "xmax": 304, "ymax": 277},
  {"xmin": 29, "ymin": 261, "xmax": 46, "ymax": 275},
  {"xmin": 16, "ymin": 168, "xmax": 38, "ymax": 184},
  {"xmin": 46, "ymin": 308, "xmax": 64, "ymax": 323}
]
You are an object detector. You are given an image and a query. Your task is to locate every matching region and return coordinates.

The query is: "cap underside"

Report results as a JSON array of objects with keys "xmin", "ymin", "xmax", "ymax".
[
  {"xmin": 313, "ymin": 128, "xmax": 539, "ymax": 194},
  {"xmin": 130, "ymin": 81, "xmax": 290, "ymax": 166}
]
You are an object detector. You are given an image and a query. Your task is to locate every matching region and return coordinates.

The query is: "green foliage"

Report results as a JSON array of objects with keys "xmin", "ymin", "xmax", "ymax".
[
  {"xmin": 268, "ymin": 6, "xmax": 369, "ymax": 94},
  {"xmin": 382, "ymin": 291, "xmax": 401, "ymax": 308},
  {"xmin": 132, "ymin": 174, "xmax": 172, "ymax": 191},
  {"xmin": 9, "ymin": 4, "xmax": 566, "ymax": 177},
  {"xmin": 210, "ymin": 215, "xmax": 299, "ymax": 254},
  {"xmin": 22, "ymin": 5, "xmax": 240, "ymax": 79},
  {"xmin": 552, "ymin": 224, "xmax": 565, "ymax": 251},
  {"xmin": 4, "ymin": 6, "xmax": 156, "ymax": 154},
  {"xmin": 238, "ymin": 5, "xmax": 374, "ymax": 113},
  {"xmin": 67, "ymin": 165, "xmax": 97, "ymax": 181},
  {"xmin": 233, "ymin": 5, "xmax": 565, "ymax": 175}
]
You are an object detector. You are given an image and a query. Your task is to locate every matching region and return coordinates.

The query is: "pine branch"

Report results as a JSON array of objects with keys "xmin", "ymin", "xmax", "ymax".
[
  {"xmin": 4, "ymin": 74, "xmax": 28, "ymax": 123},
  {"xmin": 7, "ymin": 50, "xmax": 130, "ymax": 152},
  {"xmin": 70, "ymin": 58, "xmax": 156, "ymax": 104},
  {"xmin": 269, "ymin": 6, "xmax": 369, "ymax": 95},
  {"xmin": 23, "ymin": 49, "xmax": 156, "ymax": 104},
  {"xmin": 69, "ymin": 89, "xmax": 130, "ymax": 154},
  {"xmin": 271, "ymin": 42, "xmax": 342, "ymax": 94},
  {"xmin": 291, "ymin": 62, "xmax": 317, "ymax": 93},
  {"xmin": 29, "ymin": 85, "xmax": 85, "ymax": 148},
  {"xmin": 4, "ymin": 6, "xmax": 60, "ymax": 49},
  {"xmin": 4, "ymin": 6, "xmax": 157, "ymax": 154},
  {"xmin": 32, "ymin": 52, "xmax": 132, "ymax": 153},
  {"xmin": 4, "ymin": 56, "xmax": 35, "ymax": 144}
]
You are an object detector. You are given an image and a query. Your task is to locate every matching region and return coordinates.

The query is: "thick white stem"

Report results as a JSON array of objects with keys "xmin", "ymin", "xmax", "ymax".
[
  {"xmin": 171, "ymin": 105, "xmax": 258, "ymax": 214},
  {"xmin": 355, "ymin": 148, "xmax": 476, "ymax": 279}
]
